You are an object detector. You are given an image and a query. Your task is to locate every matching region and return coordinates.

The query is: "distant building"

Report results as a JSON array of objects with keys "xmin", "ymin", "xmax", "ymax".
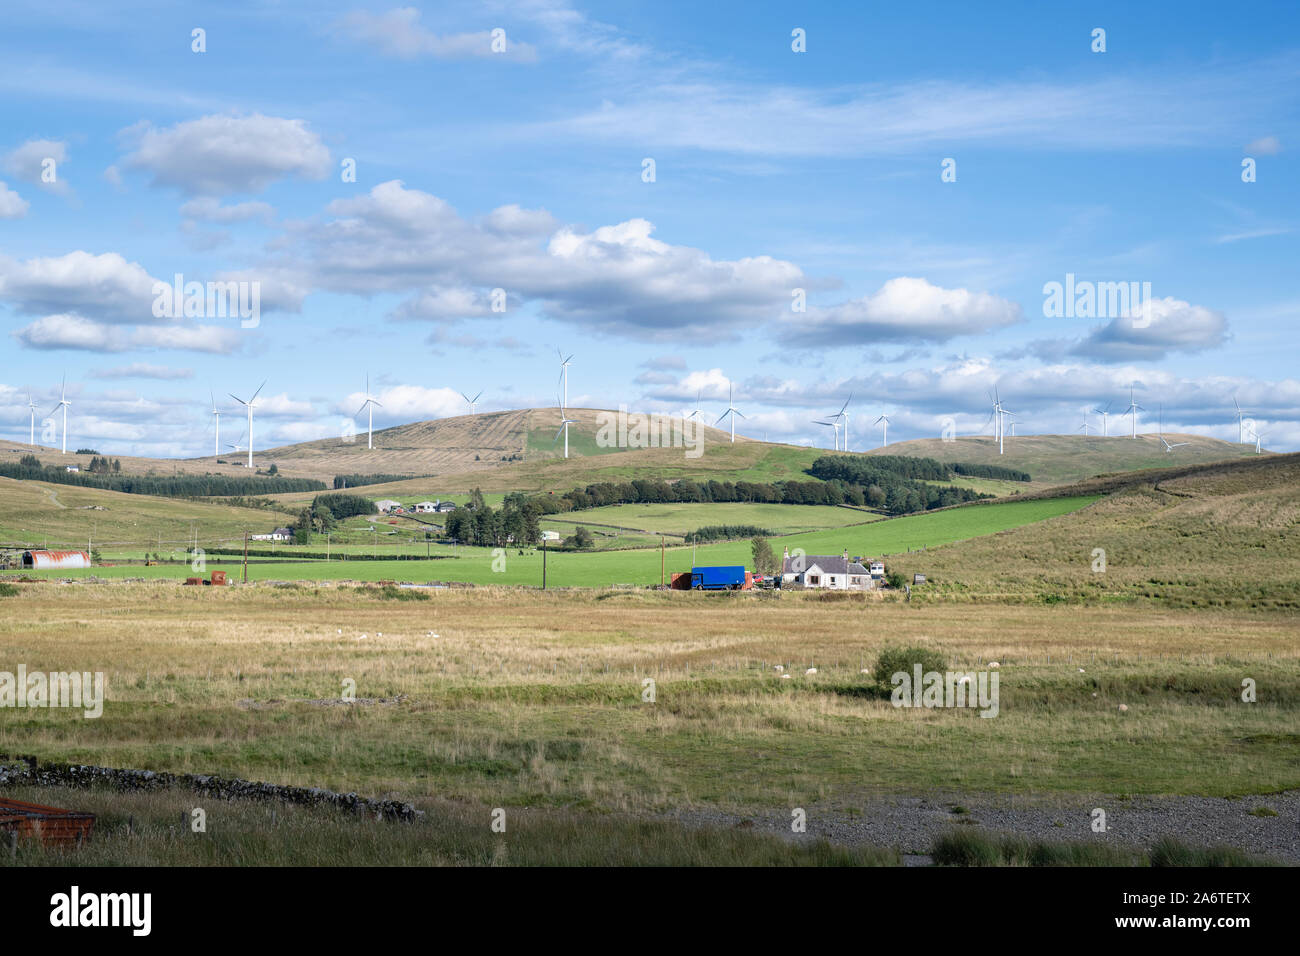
[
  {"xmin": 780, "ymin": 548, "xmax": 871, "ymax": 590},
  {"xmin": 250, "ymin": 527, "xmax": 294, "ymax": 542},
  {"xmin": 413, "ymin": 501, "xmax": 437, "ymax": 513},
  {"xmin": 868, "ymin": 559, "xmax": 885, "ymax": 579},
  {"xmin": 375, "ymin": 499, "xmax": 401, "ymax": 513},
  {"xmin": 65, "ymin": 465, "xmax": 79, "ymax": 473},
  {"xmin": 434, "ymin": 500, "xmax": 457, "ymax": 513},
  {"xmin": 22, "ymin": 550, "xmax": 91, "ymax": 569}
]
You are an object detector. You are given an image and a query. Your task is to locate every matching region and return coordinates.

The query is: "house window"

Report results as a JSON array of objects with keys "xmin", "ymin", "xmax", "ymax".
[
  {"xmin": 829, "ymin": 576, "xmax": 837, "ymax": 584},
  {"xmin": 808, "ymin": 574, "xmax": 820, "ymax": 585}
]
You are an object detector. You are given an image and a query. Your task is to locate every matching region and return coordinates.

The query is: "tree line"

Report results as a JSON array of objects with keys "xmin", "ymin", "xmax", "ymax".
[{"xmin": 0, "ymin": 457, "xmax": 325, "ymax": 497}]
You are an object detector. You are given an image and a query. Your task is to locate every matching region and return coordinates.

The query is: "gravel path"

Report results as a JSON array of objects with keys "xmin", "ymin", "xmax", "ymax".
[{"xmin": 665, "ymin": 790, "xmax": 1300, "ymax": 863}]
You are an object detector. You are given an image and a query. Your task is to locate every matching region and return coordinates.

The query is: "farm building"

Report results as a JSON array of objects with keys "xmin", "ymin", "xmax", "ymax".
[
  {"xmin": 780, "ymin": 549, "xmax": 871, "ymax": 590},
  {"xmin": 375, "ymin": 499, "xmax": 401, "ymax": 513},
  {"xmin": 22, "ymin": 550, "xmax": 91, "ymax": 569},
  {"xmin": 64, "ymin": 465, "xmax": 79, "ymax": 473},
  {"xmin": 868, "ymin": 559, "xmax": 885, "ymax": 579},
  {"xmin": 434, "ymin": 500, "xmax": 456, "ymax": 513},
  {"xmin": 413, "ymin": 501, "xmax": 437, "ymax": 513},
  {"xmin": 250, "ymin": 527, "xmax": 293, "ymax": 542}
]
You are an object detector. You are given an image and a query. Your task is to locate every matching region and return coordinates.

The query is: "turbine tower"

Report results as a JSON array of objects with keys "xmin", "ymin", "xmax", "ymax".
[
  {"xmin": 1123, "ymin": 386, "xmax": 1143, "ymax": 439},
  {"xmin": 356, "ymin": 374, "xmax": 383, "ymax": 450},
  {"xmin": 715, "ymin": 381, "xmax": 745, "ymax": 443},
  {"xmin": 1093, "ymin": 401, "xmax": 1112, "ymax": 437},
  {"xmin": 554, "ymin": 392, "xmax": 576, "ymax": 459},
  {"xmin": 813, "ymin": 419, "xmax": 840, "ymax": 451},
  {"xmin": 1232, "ymin": 395, "xmax": 1246, "ymax": 444},
  {"xmin": 229, "ymin": 380, "xmax": 266, "ymax": 470},
  {"xmin": 873, "ymin": 413, "xmax": 890, "ymax": 447},
  {"xmin": 1079, "ymin": 418, "xmax": 1093, "ymax": 437},
  {"xmin": 26, "ymin": 389, "xmax": 38, "ymax": 446},
  {"xmin": 460, "ymin": 390, "xmax": 483, "ymax": 415},
  {"xmin": 832, "ymin": 393, "xmax": 852, "ymax": 452},
  {"xmin": 49, "ymin": 376, "xmax": 70, "ymax": 454},
  {"xmin": 211, "ymin": 390, "xmax": 221, "ymax": 457}
]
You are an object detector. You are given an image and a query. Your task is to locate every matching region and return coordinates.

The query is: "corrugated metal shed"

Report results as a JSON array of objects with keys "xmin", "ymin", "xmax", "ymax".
[{"xmin": 22, "ymin": 550, "xmax": 91, "ymax": 569}]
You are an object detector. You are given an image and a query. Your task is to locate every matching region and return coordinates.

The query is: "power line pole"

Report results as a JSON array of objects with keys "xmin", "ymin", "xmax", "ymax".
[
  {"xmin": 542, "ymin": 534, "xmax": 547, "ymax": 590},
  {"xmin": 660, "ymin": 535, "xmax": 665, "ymax": 588},
  {"xmin": 242, "ymin": 531, "xmax": 249, "ymax": 584}
]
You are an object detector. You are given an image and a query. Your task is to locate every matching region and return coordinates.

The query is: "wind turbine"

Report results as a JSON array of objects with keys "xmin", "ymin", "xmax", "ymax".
[
  {"xmin": 1157, "ymin": 403, "xmax": 1189, "ymax": 452},
  {"xmin": 1079, "ymin": 418, "xmax": 1093, "ymax": 437},
  {"xmin": 557, "ymin": 349, "xmax": 574, "ymax": 410},
  {"xmin": 225, "ymin": 430, "xmax": 247, "ymax": 454},
  {"xmin": 992, "ymin": 389, "xmax": 1014, "ymax": 455},
  {"xmin": 355, "ymin": 374, "xmax": 383, "ymax": 450},
  {"xmin": 1123, "ymin": 386, "xmax": 1144, "ymax": 439},
  {"xmin": 210, "ymin": 390, "xmax": 221, "ymax": 457},
  {"xmin": 460, "ymin": 390, "xmax": 483, "ymax": 415},
  {"xmin": 813, "ymin": 419, "xmax": 840, "ymax": 451},
  {"xmin": 832, "ymin": 393, "xmax": 853, "ymax": 452},
  {"xmin": 1093, "ymin": 401, "xmax": 1112, "ymax": 437},
  {"xmin": 26, "ymin": 389, "xmax": 38, "ymax": 446},
  {"xmin": 49, "ymin": 376, "xmax": 70, "ymax": 454},
  {"xmin": 684, "ymin": 389, "xmax": 703, "ymax": 422},
  {"xmin": 873, "ymin": 413, "xmax": 890, "ymax": 447},
  {"xmin": 715, "ymin": 381, "xmax": 745, "ymax": 443},
  {"xmin": 229, "ymin": 380, "xmax": 266, "ymax": 470},
  {"xmin": 1253, "ymin": 428, "xmax": 1267, "ymax": 454},
  {"xmin": 1232, "ymin": 395, "xmax": 1246, "ymax": 444},
  {"xmin": 554, "ymin": 393, "xmax": 577, "ymax": 459},
  {"xmin": 1007, "ymin": 417, "xmax": 1020, "ymax": 437}
]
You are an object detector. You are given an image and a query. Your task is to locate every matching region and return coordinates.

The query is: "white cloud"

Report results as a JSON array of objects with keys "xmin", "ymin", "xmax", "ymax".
[
  {"xmin": 798, "ymin": 277, "xmax": 1022, "ymax": 344},
  {"xmin": 289, "ymin": 180, "xmax": 806, "ymax": 337},
  {"xmin": 336, "ymin": 7, "xmax": 537, "ymax": 61},
  {"xmin": 1070, "ymin": 297, "xmax": 1228, "ymax": 362},
  {"xmin": 13, "ymin": 314, "xmax": 129, "ymax": 351},
  {"xmin": 0, "ymin": 181, "xmax": 28, "ymax": 218},
  {"xmin": 0, "ymin": 250, "xmax": 158, "ymax": 323},
  {"xmin": 1244, "ymin": 135, "xmax": 1282, "ymax": 155},
  {"xmin": 335, "ymin": 384, "xmax": 465, "ymax": 422},
  {"xmin": 122, "ymin": 113, "xmax": 330, "ymax": 196},
  {"xmin": 180, "ymin": 197, "xmax": 274, "ymax": 224},
  {"xmin": 3, "ymin": 139, "xmax": 70, "ymax": 194}
]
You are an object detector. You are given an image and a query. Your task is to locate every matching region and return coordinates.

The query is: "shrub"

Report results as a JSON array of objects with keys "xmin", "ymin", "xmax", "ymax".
[
  {"xmin": 0, "ymin": 583, "xmax": 19, "ymax": 597},
  {"xmin": 872, "ymin": 644, "xmax": 948, "ymax": 688}
]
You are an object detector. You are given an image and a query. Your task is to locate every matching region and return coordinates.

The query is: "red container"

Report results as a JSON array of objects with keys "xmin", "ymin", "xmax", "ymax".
[
  {"xmin": 0, "ymin": 797, "xmax": 95, "ymax": 848},
  {"xmin": 210, "ymin": 571, "xmax": 227, "ymax": 585}
]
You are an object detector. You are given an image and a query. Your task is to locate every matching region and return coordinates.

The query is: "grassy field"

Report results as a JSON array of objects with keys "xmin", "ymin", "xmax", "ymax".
[
  {"xmin": 2, "ymin": 585, "xmax": 1296, "ymax": 815},
  {"xmin": 891, "ymin": 455, "xmax": 1300, "ymax": 610},
  {"xmin": 15, "ymin": 496, "xmax": 1097, "ymax": 586}
]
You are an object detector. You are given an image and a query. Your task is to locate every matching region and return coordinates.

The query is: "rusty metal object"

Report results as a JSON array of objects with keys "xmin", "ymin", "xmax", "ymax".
[{"xmin": 0, "ymin": 797, "xmax": 94, "ymax": 847}]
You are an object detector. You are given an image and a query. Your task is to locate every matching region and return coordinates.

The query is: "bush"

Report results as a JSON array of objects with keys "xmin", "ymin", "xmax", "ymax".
[
  {"xmin": 872, "ymin": 644, "xmax": 948, "ymax": 688},
  {"xmin": 1149, "ymin": 837, "xmax": 1275, "ymax": 867},
  {"xmin": 0, "ymin": 583, "xmax": 19, "ymax": 597}
]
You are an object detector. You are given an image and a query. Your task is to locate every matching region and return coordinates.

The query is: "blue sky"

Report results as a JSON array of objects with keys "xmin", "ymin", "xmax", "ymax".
[{"xmin": 2, "ymin": 0, "xmax": 1298, "ymax": 457}]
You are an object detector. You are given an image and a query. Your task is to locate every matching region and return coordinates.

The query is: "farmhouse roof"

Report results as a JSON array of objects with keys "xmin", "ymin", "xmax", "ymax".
[{"xmin": 782, "ymin": 555, "xmax": 869, "ymax": 575}]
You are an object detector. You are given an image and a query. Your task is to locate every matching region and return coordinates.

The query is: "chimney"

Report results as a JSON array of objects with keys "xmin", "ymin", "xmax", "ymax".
[
  {"xmin": 842, "ymin": 548, "xmax": 848, "ymax": 560},
  {"xmin": 783, "ymin": 546, "xmax": 789, "ymax": 559}
]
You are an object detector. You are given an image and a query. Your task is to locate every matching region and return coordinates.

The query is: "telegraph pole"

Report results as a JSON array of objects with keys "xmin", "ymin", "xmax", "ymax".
[
  {"xmin": 542, "ymin": 534, "xmax": 547, "ymax": 590},
  {"xmin": 660, "ymin": 535, "xmax": 665, "ymax": 588},
  {"xmin": 242, "ymin": 531, "xmax": 249, "ymax": 583}
]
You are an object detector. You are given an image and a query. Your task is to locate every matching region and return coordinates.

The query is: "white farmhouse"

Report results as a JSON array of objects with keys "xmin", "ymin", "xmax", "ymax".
[
  {"xmin": 375, "ymin": 499, "xmax": 401, "ymax": 513},
  {"xmin": 414, "ymin": 501, "xmax": 437, "ymax": 513},
  {"xmin": 780, "ymin": 548, "xmax": 872, "ymax": 590}
]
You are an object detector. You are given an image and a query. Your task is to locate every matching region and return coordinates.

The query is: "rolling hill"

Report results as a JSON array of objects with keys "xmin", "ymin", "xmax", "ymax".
[{"xmin": 862, "ymin": 433, "xmax": 1263, "ymax": 485}]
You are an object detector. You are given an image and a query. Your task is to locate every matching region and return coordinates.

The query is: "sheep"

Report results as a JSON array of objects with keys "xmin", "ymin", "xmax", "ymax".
[
  {"xmin": 988, "ymin": 661, "xmax": 1000, "ymax": 669},
  {"xmin": 1118, "ymin": 704, "xmax": 1129, "ymax": 712},
  {"xmin": 805, "ymin": 667, "xmax": 818, "ymax": 676},
  {"xmin": 774, "ymin": 664, "xmax": 784, "ymax": 673},
  {"xmin": 780, "ymin": 674, "xmax": 792, "ymax": 680}
]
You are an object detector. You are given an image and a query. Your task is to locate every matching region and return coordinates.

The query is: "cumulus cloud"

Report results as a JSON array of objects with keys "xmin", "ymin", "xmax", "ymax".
[
  {"xmin": 0, "ymin": 181, "xmax": 28, "ymax": 218},
  {"xmin": 0, "ymin": 250, "xmax": 158, "ymax": 323},
  {"xmin": 796, "ymin": 277, "xmax": 1022, "ymax": 345},
  {"xmin": 121, "ymin": 113, "xmax": 330, "ymax": 195},
  {"xmin": 1070, "ymin": 296, "xmax": 1228, "ymax": 362},
  {"xmin": 335, "ymin": 7, "xmax": 537, "ymax": 61},
  {"xmin": 12, "ymin": 314, "xmax": 243, "ymax": 354},
  {"xmin": 334, "ymin": 384, "xmax": 464, "ymax": 422},
  {"xmin": 286, "ymin": 180, "xmax": 806, "ymax": 337}
]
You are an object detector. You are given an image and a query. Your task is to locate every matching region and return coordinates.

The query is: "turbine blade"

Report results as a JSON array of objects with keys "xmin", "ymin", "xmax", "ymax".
[{"xmin": 250, "ymin": 379, "xmax": 266, "ymax": 403}]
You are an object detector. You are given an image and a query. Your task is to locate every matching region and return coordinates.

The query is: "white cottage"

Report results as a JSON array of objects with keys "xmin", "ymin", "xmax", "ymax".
[
  {"xmin": 375, "ymin": 499, "xmax": 401, "ymax": 513},
  {"xmin": 780, "ymin": 548, "xmax": 872, "ymax": 590}
]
